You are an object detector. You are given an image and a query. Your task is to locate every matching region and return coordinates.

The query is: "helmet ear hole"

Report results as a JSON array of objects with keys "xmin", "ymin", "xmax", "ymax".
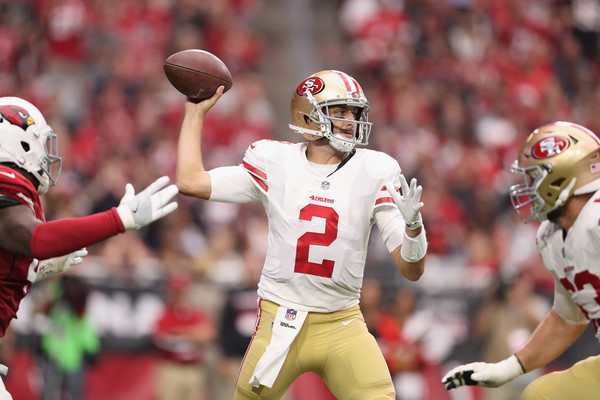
[
  {"xmin": 550, "ymin": 178, "xmax": 565, "ymax": 188},
  {"xmin": 21, "ymin": 141, "xmax": 30, "ymax": 152}
]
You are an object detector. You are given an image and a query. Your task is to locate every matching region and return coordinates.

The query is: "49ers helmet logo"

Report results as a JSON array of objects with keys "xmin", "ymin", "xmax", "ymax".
[
  {"xmin": 0, "ymin": 105, "xmax": 35, "ymax": 130},
  {"xmin": 532, "ymin": 136, "xmax": 569, "ymax": 159},
  {"xmin": 296, "ymin": 77, "xmax": 325, "ymax": 96}
]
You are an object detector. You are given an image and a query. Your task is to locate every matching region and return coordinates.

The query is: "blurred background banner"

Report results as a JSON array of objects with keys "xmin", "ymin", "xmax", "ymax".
[{"xmin": 14, "ymin": 274, "xmax": 164, "ymax": 351}]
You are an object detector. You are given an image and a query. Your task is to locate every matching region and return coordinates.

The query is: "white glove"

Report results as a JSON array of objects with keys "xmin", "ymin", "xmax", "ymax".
[
  {"xmin": 35, "ymin": 248, "xmax": 88, "ymax": 282},
  {"xmin": 116, "ymin": 176, "xmax": 178, "ymax": 230},
  {"xmin": 386, "ymin": 175, "xmax": 424, "ymax": 230},
  {"xmin": 442, "ymin": 355, "xmax": 525, "ymax": 390}
]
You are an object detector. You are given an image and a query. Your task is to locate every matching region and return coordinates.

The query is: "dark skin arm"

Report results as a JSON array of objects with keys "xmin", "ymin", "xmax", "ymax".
[{"xmin": 0, "ymin": 203, "xmax": 40, "ymax": 257}]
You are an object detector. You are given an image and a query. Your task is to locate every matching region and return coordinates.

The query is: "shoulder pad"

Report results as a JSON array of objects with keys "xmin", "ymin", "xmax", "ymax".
[
  {"xmin": 362, "ymin": 150, "xmax": 401, "ymax": 180},
  {"xmin": 536, "ymin": 220, "xmax": 558, "ymax": 250}
]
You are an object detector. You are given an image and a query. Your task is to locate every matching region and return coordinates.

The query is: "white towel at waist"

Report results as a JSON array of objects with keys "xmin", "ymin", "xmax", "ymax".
[{"xmin": 249, "ymin": 306, "xmax": 308, "ymax": 388}]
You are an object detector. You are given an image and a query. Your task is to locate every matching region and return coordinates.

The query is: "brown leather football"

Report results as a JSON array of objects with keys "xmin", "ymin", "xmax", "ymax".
[{"xmin": 163, "ymin": 49, "xmax": 233, "ymax": 100}]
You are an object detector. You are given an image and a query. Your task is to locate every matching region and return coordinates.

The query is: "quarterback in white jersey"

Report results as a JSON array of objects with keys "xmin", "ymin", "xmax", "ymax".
[
  {"xmin": 443, "ymin": 121, "xmax": 600, "ymax": 400},
  {"xmin": 212, "ymin": 139, "xmax": 406, "ymax": 312},
  {"xmin": 176, "ymin": 70, "xmax": 428, "ymax": 399}
]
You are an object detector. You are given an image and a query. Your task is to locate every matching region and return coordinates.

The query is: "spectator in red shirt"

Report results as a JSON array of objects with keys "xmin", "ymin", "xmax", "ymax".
[{"xmin": 152, "ymin": 269, "xmax": 217, "ymax": 400}]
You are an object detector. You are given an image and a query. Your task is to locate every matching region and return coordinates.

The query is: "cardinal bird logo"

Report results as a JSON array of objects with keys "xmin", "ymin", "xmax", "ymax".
[{"xmin": 0, "ymin": 105, "xmax": 35, "ymax": 130}]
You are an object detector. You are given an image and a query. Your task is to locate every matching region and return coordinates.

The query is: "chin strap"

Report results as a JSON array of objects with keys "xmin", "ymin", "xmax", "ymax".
[
  {"xmin": 555, "ymin": 177, "xmax": 577, "ymax": 209},
  {"xmin": 288, "ymin": 124, "xmax": 323, "ymax": 138}
]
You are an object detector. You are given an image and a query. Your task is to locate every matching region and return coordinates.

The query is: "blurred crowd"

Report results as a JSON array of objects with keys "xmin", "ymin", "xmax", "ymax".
[{"xmin": 1, "ymin": 0, "xmax": 600, "ymax": 399}]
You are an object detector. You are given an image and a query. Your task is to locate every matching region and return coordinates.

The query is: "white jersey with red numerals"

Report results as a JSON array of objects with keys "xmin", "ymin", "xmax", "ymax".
[
  {"xmin": 208, "ymin": 139, "xmax": 406, "ymax": 312},
  {"xmin": 536, "ymin": 189, "xmax": 600, "ymax": 341}
]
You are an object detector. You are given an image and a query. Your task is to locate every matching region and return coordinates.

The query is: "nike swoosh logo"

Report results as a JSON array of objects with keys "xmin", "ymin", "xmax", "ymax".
[
  {"xmin": 342, "ymin": 318, "xmax": 357, "ymax": 326},
  {"xmin": 131, "ymin": 200, "xmax": 139, "ymax": 213},
  {"xmin": 0, "ymin": 171, "xmax": 16, "ymax": 179},
  {"xmin": 250, "ymin": 143, "xmax": 256, "ymax": 149}
]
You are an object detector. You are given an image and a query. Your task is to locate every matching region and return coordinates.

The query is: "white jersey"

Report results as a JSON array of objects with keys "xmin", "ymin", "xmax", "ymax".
[
  {"xmin": 208, "ymin": 140, "xmax": 406, "ymax": 312},
  {"xmin": 536, "ymin": 189, "xmax": 600, "ymax": 341}
]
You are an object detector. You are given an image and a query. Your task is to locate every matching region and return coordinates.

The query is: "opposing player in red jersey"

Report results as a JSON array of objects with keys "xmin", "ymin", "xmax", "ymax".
[
  {"xmin": 176, "ymin": 70, "xmax": 428, "ymax": 399},
  {"xmin": 443, "ymin": 122, "xmax": 600, "ymax": 399},
  {"xmin": 0, "ymin": 97, "xmax": 178, "ymax": 399}
]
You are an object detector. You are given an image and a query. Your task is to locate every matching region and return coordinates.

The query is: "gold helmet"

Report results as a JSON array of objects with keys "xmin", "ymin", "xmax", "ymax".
[
  {"xmin": 510, "ymin": 121, "xmax": 600, "ymax": 223},
  {"xmin": 289, "ymin": 70, "xmax": 371, "ymax": 152}
]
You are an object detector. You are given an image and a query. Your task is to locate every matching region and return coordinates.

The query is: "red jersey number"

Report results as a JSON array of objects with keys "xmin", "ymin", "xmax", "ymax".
[
  {"xmin": 560, "ymin": 270, "xmax": 600, "ymax": 319},
  {"xmin": 295, "ymin": 204, "xmax": 338, "ymax": 278}
]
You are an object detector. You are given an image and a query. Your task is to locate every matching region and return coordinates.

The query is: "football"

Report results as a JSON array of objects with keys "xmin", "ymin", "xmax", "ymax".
[{"xmin": 163, "ymin": 49, "xmax": 233, "ymax": 100}]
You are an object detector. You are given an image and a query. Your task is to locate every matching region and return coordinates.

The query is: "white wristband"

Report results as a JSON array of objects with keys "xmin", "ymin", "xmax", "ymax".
[
  {"xmin": 400, "ymin": 228, "xmax": 427, "ymax": 263},
  {"xmin": 116, "ymin": 204, "xmax": 135, "ymax": 230},
  {"xmin": 405, "ymin": 213, "xmax": 423, "ymax": 230},
  {"xmin": 480, "ymin": 355, "xmax": 525, "ymax": 387},
  {"xmin": 504, "ymin": 354, "xmax": 526, "ymax": 376}
]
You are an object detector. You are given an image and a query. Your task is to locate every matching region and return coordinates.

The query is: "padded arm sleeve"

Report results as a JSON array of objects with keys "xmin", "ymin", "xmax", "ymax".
[
  {"xmin": 374, "ymin": 205, "xmax": 405, "ymax": 253},
  {"xmin": 208, "ymin": 166, "xmax": 260, "ymax": 203},
  {"xmin": 31, "ymin": 208, "xmax": 125, "ymax": 260},
  {"xmin": 552, "ymin": 274, "xmax": 589, "ymax": 325}
]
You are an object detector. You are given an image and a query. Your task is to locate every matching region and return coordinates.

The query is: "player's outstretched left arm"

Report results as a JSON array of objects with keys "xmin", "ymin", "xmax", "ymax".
[
  {"xmin": 386, "ymin": 175, "xmax": 427, "ymax": 280},
  {"xmin": 29, "ymin": 177, "xmax": 177, "ymax": 282},
  {"xmin": 0, "ymin": 176, "xmax": 179, "ymax": 262}
]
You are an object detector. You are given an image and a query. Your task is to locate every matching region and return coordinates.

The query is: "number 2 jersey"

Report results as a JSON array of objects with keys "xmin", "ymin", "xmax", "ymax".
[
  {"xmin": 536, "ymin": 189, "xmax": 600, "ymax": 341},
  {"xmin": 0, "ymin": 165, "xmax": 44, "ymax": 336},
  {"xmin": 208, "ymin": 140, "xmax": 406, "ymax": 312}
]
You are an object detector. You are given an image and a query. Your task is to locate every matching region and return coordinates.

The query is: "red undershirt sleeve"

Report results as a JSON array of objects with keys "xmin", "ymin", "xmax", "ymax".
[{"xmin": 31, "ymin": 208, "xmax": 126, "ymax": 260}]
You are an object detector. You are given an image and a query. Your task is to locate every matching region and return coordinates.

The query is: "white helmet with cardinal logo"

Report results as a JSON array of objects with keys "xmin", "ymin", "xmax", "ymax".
[{"xmin": 0, "ymin": 97, "xmax": 61, "ymax": 194}]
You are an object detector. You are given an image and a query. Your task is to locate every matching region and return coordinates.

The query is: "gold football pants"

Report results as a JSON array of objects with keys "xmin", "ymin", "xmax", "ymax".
[
  {"xmin": 234, "ymin": 299, "xmax": 395, "ymax": 400},
  {"xmin": 522, "ymin": 355, "xmax": 600, "ymax": 400}
]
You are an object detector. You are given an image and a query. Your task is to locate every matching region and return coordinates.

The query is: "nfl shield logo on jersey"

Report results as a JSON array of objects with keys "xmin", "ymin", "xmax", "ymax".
[
  {"xmin": 285, "ymin": 309, "xmax": 297, "ymax": 321},
  {"xmin": 321, "ymin": 181, "xmax": 330, "ymax": 190}
]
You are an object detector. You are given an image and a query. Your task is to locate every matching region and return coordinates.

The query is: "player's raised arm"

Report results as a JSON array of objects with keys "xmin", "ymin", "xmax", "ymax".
[{"xmin": 175, "ymin": 87, "xmax": 224, "ymax": 199}]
